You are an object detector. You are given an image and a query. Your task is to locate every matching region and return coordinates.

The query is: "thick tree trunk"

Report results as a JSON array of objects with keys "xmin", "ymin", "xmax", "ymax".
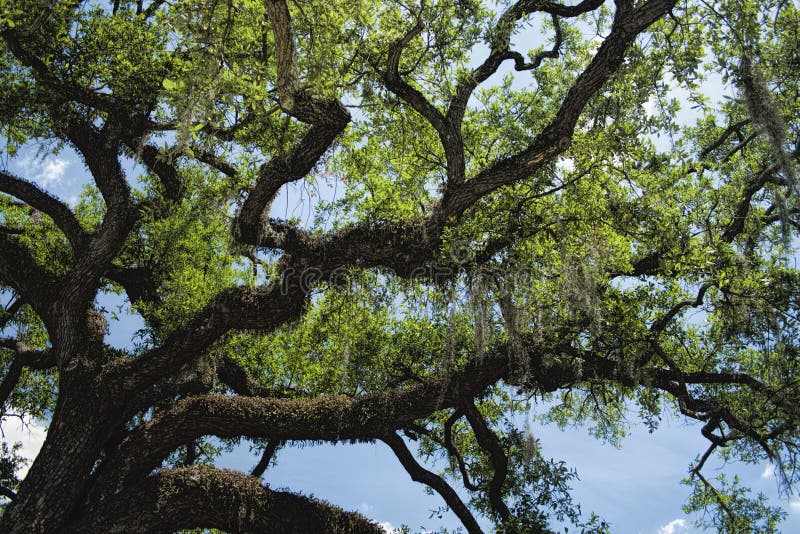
[{"xmin": 1, "ymin": 385, "xmax": 102, "ymax": 533}]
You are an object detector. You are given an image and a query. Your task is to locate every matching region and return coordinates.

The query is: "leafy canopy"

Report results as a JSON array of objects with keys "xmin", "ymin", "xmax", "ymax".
[{"xmin": 0, "ymin": 0, "xmax": 799, "ymax": 532}]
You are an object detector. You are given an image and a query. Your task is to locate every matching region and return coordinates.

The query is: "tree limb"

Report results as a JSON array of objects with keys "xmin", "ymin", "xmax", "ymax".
[
  {"xmin": 464, "ymin": 401, "xmax": 511, "ymax": 521},
  {"xmin": 0, "ymin": 171, "xmax": 86, "ymax": 250},
  {"xmin": 67, "ymin": 466, "xmax": 383, "ymax": 533},
  {"xmin": 382, "ymin": 432, "xmax": 484, "ymax": 534},
  {"xmin": 250, "ymin": 440, "xmax": 282, "ymax": 478}
]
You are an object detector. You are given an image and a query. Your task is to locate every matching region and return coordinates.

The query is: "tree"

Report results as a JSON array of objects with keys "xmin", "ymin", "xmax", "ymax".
[{"xmin": 0, "ymin": 0, "xmax": 798, "ymax": 531}]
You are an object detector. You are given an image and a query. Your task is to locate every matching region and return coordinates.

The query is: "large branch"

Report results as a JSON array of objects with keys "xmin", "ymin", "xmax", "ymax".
[
  {"xmin": 0, "ymin": 171, "xmax": 87, "ymax": 250},
  {"xmin": 448, "ymin": 0, "xmax": 605, "ymax": 126},
  {"xmin": 92, "ymin": 348, "xmax": 511, "ymax": 498},
  {"xmin": 96, "ymin": 330, "xmax": 795, "ymax": 511},
  {"xmin": 234, "ymin": 0, "xmax": 350, "ymax": 249},
  {"xmin": 100, "ymin": 283, "xmax": 307, "ymax": 405},
  {"xmin": 0, "ymin": 234, "xmax": 59, "ymax": 312},
  {"xmin": 437, "ymin": 0, "xmax": 677, "ymax": 223},
  {"xmin": 0, "ymin": 298, "xmax": 23, "ymax": 331},
  {"xmin": 0, "ymin": 338, "xmax": 55, "ymax": 410},
  {"xmin": 381, "ymin": 17, "xmax": 447, "ymax": 134},
  {"xmin": 67, "ymin": 466, "xmax": 383, "ymax": 533},
  {"xmin": 128, "ymin": 143, "xmax": 183, "ymax": 202}
]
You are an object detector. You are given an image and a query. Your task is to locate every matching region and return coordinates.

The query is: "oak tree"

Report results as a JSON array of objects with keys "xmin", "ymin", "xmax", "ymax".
[{"xmin": 1, "ymin": 0, "xmax": 799, "ymax": 532}]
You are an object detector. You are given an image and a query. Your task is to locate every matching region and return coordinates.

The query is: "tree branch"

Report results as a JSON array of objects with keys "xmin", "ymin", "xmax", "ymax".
[
  {"xmin": 67, "ymin": 466, "xmax": 384, "ymax": 533},
  {"xmin": 438, "ymin": 0, "xmax": 678, "ymax": 224},
  {"xmin": 444, "ymin": 409, "xmax": 481, "ymax": 492},
  {"xmin": 0, "ymin": 338, "xmax": 55, "ymax": 410},
  {"xmin": 382, "ymin": 432, "xmax": 484, "ymax": 534},
  {"xmin": 234, "ymin": 0, "xmax": 350, "ymax": 249},
  {"xmin": 101, "ymin": 283, "xmax": 307, "ymax": 404},
  {"xmin": 92, "ymin": 348, "xmax": 511, "ymax": 498},
  {"xmin": 0, "ymin": 171, "xmax": 86, "ymax": 250},
  {"xmin": 0, "ymin": 298, "xmax": 23, "ymax": 331},
  {"xmin": 381, "ymin": 16, "xmax": 447, "ymax": 134},
  {"xmin": 464, "ymin": 401, "xmax": 510, "ymax": 521},
  {"xmin": 0, "ymin": 234, "xmax": 59, "ymax": 311},
  {"xmin": 250, "ymin": 440, "xmax": 282, "ymax": 478},
  {"xmin": 448, "ymin": 0, "xmax": 603, "ymax": 126}
]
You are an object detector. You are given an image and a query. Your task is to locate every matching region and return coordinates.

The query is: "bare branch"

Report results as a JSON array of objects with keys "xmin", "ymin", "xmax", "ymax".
[
  {"xmin": 250, "ymin": 440, "xmax": 282, "ymax": 478},
  {"xmin": 464, "ymin": 401, "xmax": 510, "ymax": 521},
  {"xmin": 382, "ymin": 432, "xmax": 484, "ymax": 534}
]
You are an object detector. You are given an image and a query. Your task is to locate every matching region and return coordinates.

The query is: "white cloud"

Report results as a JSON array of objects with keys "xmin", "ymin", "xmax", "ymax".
[
  {"xmin": 359, "ymin": 501, "xmax": 374, "ymax": 514},
  {"xmin": 1, "ymin": 417, "xmax": 47, "ymax": 479},
  {"xmin": 557, "ymin": 157, "xmax": 575, "ymax": 173},
  {"xmin": 761, "ymin": 464, "xmax": 775, "ymax": 479},
  {"xmin": 790, "ymin": 497, "xmax": 800, "ymax": 512},
  {"xmin": 658, "ymin": 518, "xmax": 688, "ymax": 534},
  {"xmin": 15, "ymin": 153, "xmax": 69, "ymax": 188},
  {"xmin": 379, "ymin": 522, "xmax": 396, "ymax": 533}
]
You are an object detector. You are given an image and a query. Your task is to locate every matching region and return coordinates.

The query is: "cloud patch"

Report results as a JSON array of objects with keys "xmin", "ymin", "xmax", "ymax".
[
  {"xmin": 761, "ymin": 464, "xmax": 775, "ymax": 479},
  {"xmin": 658, "ymin": 518, "xmax": 688, "ymax": 534},
  {"xmin": 790, "ymin": 497, "xmax": 800, "ymax": 512},
  {"xmin": 14, "ymin": 153, "xmax": 70, "ymax": 188},
  {"xmin": 1, "ymin": 417, "xmax": 47, "ymax": 479}
]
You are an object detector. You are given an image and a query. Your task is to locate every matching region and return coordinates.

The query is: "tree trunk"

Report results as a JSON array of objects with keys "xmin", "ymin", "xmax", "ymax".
[{"xmin": 2, "ymin": 382, "xmax": 102, "ymax": 533}]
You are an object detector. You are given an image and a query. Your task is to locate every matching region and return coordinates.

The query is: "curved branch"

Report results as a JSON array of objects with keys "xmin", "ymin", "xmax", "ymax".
[
  {"xmin": 0, "ymin": 298, "xmax": 23, "ymax": 331},
  {"xmin": 464, "ymin": 401, "xmax": 510, "ymax": 521},
  {"xmin": 250, "ymin": 440, "xmax": 282, "ymax": 478},
  {"xmin": 0, "ymin": 171, "xmax": 87, "ymax": 250},
  {"xmin": 67, "ymin": 466, "xmax": 383, "ymax": 533},
  {"xmin": 234, "ymin": 0, "xmax": 350, "ymax": 250},
  {"xmin": 0, "ymin": 233, "xmax": 59, "ymax": 311},
  {"xmin": 129, "ymin": 143, "xmax": 183, "ymax": 201},
  {"xmin": 101, "ymin": 283, "xmax": 307, "ymax": 405},
  {"xmin": 382, "ymin": 432, "xmax": 484, "ymax": 534},
  {"xmin": 0, "ymin": 338, "xmax": 54, "ymax": 412},
  {"xmin": 92, "ymin": 349, "xmax": 511, "ymax": 499},
  {"xmin": 378, "ymin": 13, "xmax": 469, "ymax": 184},
  {"xmin": 448, "ymin": 0, "xmax": 604, "ymax": 125},
  {"xmin": 438, "ymin": 0, "xmax": 678, "ymax": 224},
  {"xmin": 381, "ymin": 17, "xmax": 447, "ymax": 134},
  {"xmin": 0, "ymin": 359, "xmax": 23, "ymax": 412},
  {"xmin": 444, "ymin": 408, "xmax": 481, "ymax": 491}
]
